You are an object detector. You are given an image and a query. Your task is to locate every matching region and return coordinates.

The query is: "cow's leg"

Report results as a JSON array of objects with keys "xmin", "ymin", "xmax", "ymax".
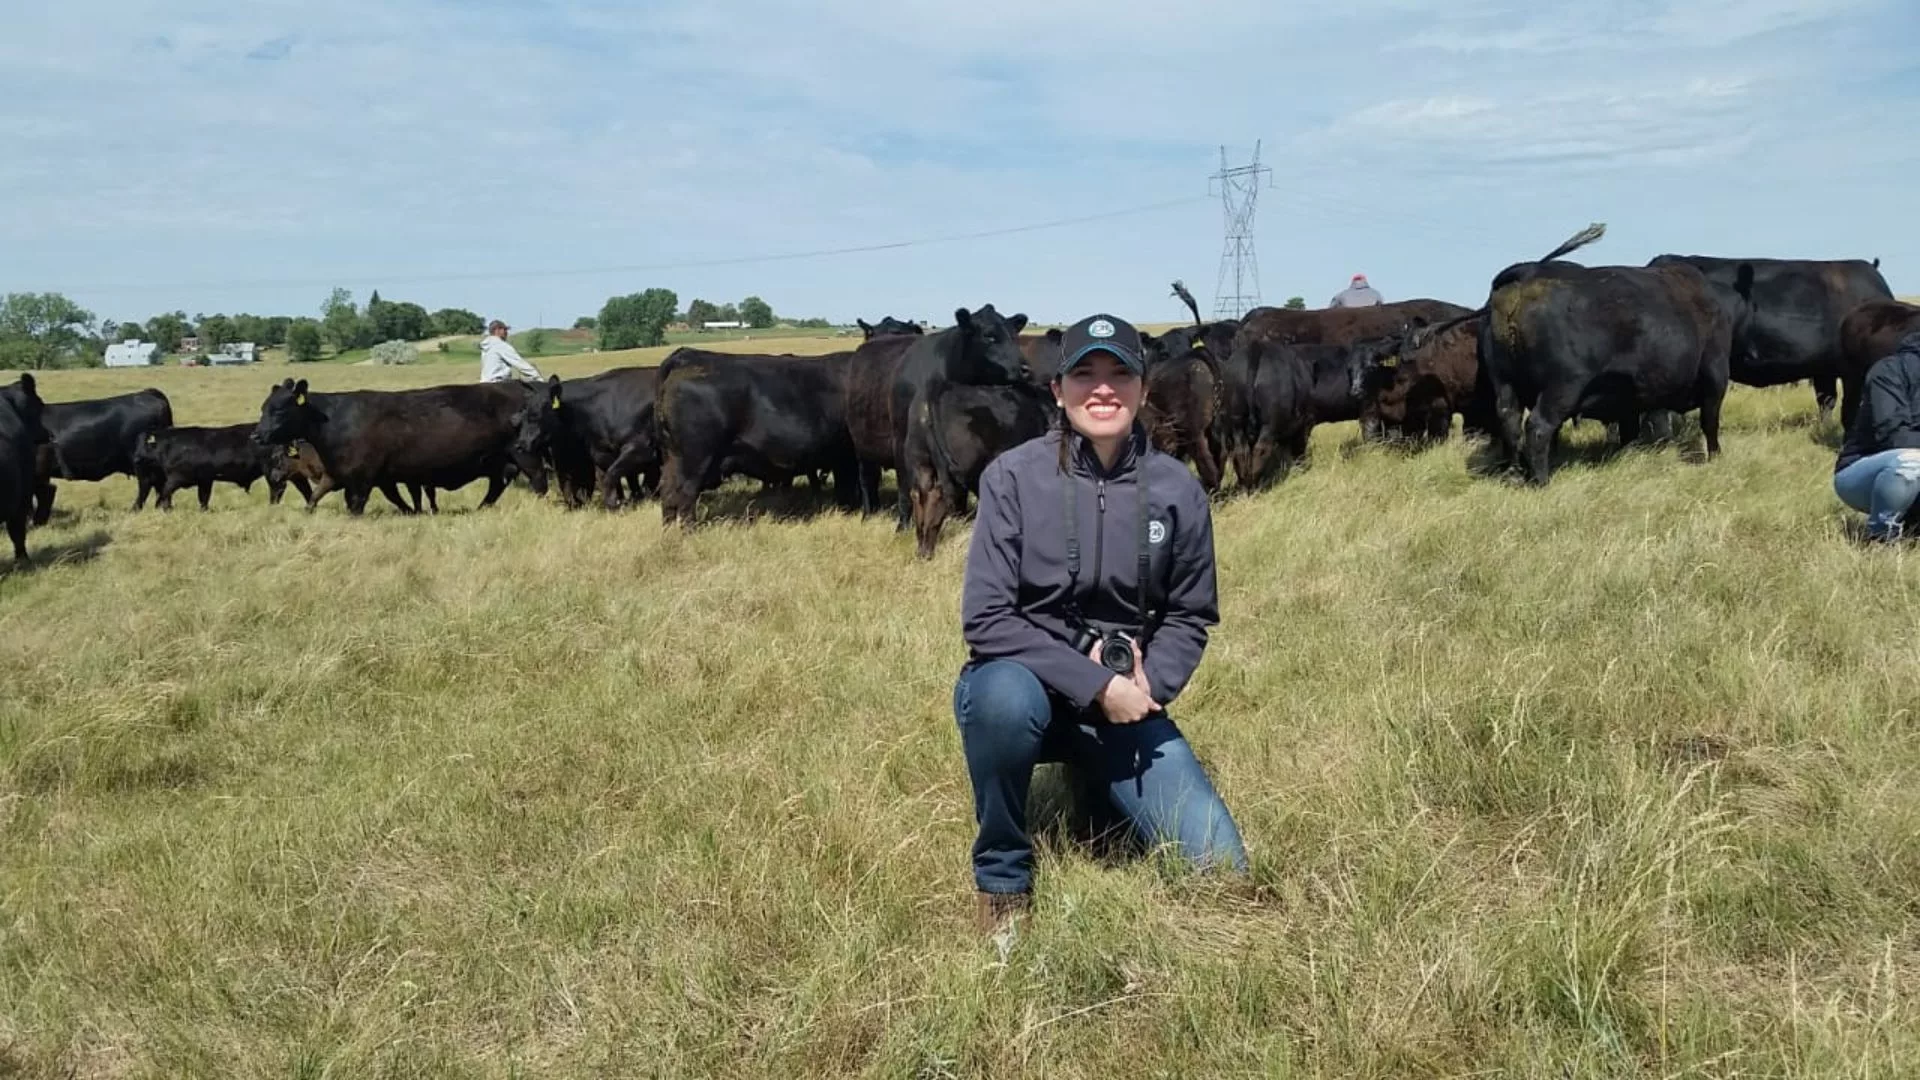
[
  {"xmin": 1840, "ymin": 370, "xmax": 1864, "ymax": 431},
  {"xmin": 915, "ymin": 473, "xmax": 951, "ymax": 560},
  {"xmin": 6, "ymin": 510, "xmax": 27, "ymax": 563},
  {"xmin": 1191, "ymin": 428, "xmax": 1224, "ymax": 494},
  {"xmin": 477, "ymin": 475, "xmax": 507, "ymax": 509},
  {"xmin": 32, "ymin": 482, "xmax": 55, "ymax": 526},
  {"xmin": 1491, "ymin": 380, "xmax": 1525, "ymax": 474},
  {"xmin": 268, "ymin": 478, "xmax": 287, "ymax": 505},
  {"xmin": 376, "ymin": 484, "xmax": 415, "ymax": 514},
  {"xmin": 304, "ymin": 476, "xmax": 330, "ymax": 511},
  {"xmin": 1614, "ymin": 412, "xmax": 1643, "ymax": 451},
  {"xmin": 1523, "ymin": 388, "xmax": 1580, "ymax": 486},
  {"xmin": 1813, "ymin": 371, "xmax": 1838, "ymax": 428},
  {"xmin": 1697, "ymin": 371, "xmax": 1729, "ymax": 462},
  {"xmin": 132, "ymin": 473, "xmax": 154, "ymax": 511},
  {"xmin": 892, "ymin": 440, "xmax": 912, "ymax": 532},
  {"xmin": 197, "ymin": 481, "xmax": 214, "ymax": 511},
  {"xmin": 345, "ymin": 486, "xmax": 371, "ymax": 516},
  {"xmin": 856, "ymin": 461, "xmax": 882, "ymax": 515},
  {"xmin": 423, "ymin": 487, "xmax": 440, "ymax": 514},
  {"xmin": 156, "ymin": 478, "xmax": 182, "ymax": 511},
  {"xmin": 660, "ymin": 455, "xmax": 707, "ymax": 530},
  {"xmin": 601, "ymin": 442, "xmax": 650, "ymax": 510}
]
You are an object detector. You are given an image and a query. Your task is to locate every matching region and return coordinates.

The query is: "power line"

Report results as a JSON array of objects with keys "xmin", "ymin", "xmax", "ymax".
[{"xmin": 49, "ymin": 195, "xmax": 1213, "ymax": 295}]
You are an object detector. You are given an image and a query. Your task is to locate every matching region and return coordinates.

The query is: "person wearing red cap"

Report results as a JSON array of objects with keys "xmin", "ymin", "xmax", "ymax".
[{"xmin": 1330, "ymin": 273, "xmax": 1384, "ymax": 308}]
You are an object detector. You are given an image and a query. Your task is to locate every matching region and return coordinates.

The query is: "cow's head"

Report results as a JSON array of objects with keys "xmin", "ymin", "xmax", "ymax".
[
  {"xmin": 953, "ymin": 304, "xmax": 1030, "ymax": 383},
  {"xmin": 131, "ymin": 428, "xmax": 164, "ymax": 473},
  {"xmin": 0, "ymin": 373, "xmax": 47, "ymax": 445},
  {"xmin": 253, "ymin": 378, "xmax": 320, "ymax": 446},
  {"xmin": 1348, "ymin": 325, "xmax": 1416, "ymax": 402},
  {"xmin": 509, "ymin": 375, "xmax": 563, "ymax": 496}
]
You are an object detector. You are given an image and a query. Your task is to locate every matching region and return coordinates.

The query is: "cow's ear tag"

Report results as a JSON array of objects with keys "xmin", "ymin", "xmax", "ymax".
[
  {"xmin": 295, "ymin": 393, "xmax": 307, "ymax": 405},
  {"xmin": 551, "ymin": 397, "xmax": 561, "ymax": 410},
  {"xmin": 145, "ymin": 434, "xmax": 157, "ymax": 444},
  {"xmin": 1381, "ymin": 355, "xmax": 1400, "ymax": 368},
  {"xmin": 287, "ymin": 445, "xmax": 299, "ymax": 458},
  {"xmin": 1192, "ymin": 339, "xmax": 1206, "ymax": 350}
]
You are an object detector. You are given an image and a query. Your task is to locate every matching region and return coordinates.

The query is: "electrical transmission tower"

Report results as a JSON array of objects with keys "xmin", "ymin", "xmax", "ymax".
[{"xmin": 1209, "ymin": 143, "xmax": 1272, "ymax": 320}]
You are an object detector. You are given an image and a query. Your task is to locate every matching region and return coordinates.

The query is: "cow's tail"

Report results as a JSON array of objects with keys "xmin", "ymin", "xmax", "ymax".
[
  {"xmin": 1171, "ymin": 280, "xmax": 1203, "ymax": 329},
  {"xmin": 922, "ymin": 379, "xmax": 964, "ymax": 499},
  {"xmin": 1417, "ymin": 223, "xmax": 1607, "ymax": 351}
]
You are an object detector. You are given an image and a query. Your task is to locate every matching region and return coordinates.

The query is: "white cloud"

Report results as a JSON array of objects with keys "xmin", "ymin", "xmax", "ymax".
[{"xmin": 1, "ymin": 0, "xmax": 1915, "ymax": 326}]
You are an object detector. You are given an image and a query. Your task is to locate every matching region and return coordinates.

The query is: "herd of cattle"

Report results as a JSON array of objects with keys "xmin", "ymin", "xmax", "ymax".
[{"xmin": 0, "ymin": 225, "xmax": 1914, "ymax": 565}]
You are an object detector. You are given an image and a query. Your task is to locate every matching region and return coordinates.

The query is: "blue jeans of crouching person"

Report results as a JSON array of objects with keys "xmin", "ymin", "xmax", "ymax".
[
  {"xmin": 953, "ymin": 659, "xmax": 1248, "ymax": 895},
  {"xmin": 1834, "ymin": 449, "xmax": 1920, "ymax": 540}
]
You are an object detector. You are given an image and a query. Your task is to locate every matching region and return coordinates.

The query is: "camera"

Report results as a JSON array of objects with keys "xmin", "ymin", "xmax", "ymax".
[{"xmin": 1073, "ymin": 626, "xmax": 1137, "ymax": 676}]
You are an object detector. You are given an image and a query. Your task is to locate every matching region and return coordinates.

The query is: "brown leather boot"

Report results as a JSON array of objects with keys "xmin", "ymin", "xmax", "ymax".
[{"xmin": 975, "ymin": 890, "xmax": 1031, "ymax": 934}]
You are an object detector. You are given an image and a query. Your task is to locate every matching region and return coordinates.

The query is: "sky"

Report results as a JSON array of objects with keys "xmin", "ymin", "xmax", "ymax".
[{"xmin": 4, "ymin": 0, "xmax": 1918, "ymax": 330}]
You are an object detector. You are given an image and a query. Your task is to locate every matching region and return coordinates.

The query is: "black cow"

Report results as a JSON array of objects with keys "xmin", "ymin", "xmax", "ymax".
[
  {"xmin": 1647, "ymin": 254, "xmax": 1892, "ymax": 425},
  {"xmin": 1017, "ymin": 328, "xmax": 1064, "ymax": 379},
  {"xmin": 904, "ymin": 379, "xmax": 1054, "ymax": 558},
  {"xmin": 1472, "ymin": 227, "xmax": 1750, "ymax": 484},
  {"xmin": 543, "ymin": 367, "xmax": 661, "ymax": 510},
  {"xmin": 1220, "ymin": 341, "xmax": 1316, "ymax": 489},
  {"xmin": 858, "ymin": 316, "xmax": 924, "ymax": 340},
  {"xmin": 843, "ymin": 304, "xmax": 1030, "ymax": 526},
  {"xmin": 33, "ymin": 388, "xmax": 173, "ymax": 524},
  {"xmin": 653, "ymin": 348, "xmax": 861, "ymax": 527},
  {"xmin": 1301, "ymin": 342, "xmax": 1363, "ymax": 427},
  {"xmin": 1138, "ymin": 340, "xmax": 1226, "ymax": 493},
  {"xmin": 1, "ymin": 375, "xmax": 49, "ymax": 563},
  {"xmin": 250, "ymin": 378, "xmax": 559, "ymax": 515},
  {"xmin": 132, "ymin": 424, "xmax": 306, "ymax": 510}
]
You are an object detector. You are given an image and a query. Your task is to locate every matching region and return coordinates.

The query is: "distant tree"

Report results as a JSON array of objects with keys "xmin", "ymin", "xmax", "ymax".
[
  {"xmin": 109, "ymin": 319, "xmax": 145, "ymax": 342},
  {"xmin": 715, "ymin": 302, "xmax": 740, "ymax": 323},
  {"xmin": 262, "ymin": 315, "xmax": 292, "ymax": 346},
  {"xmin": 739, "ymin": 296, "xmax": 775, "ymax": 329},
  {"xmin": 521, "ymin": 328, "xmax": 551, "ymax": 356},
  {"xmin": 685, "ymin": 299, "xmax": 719, "ymax": 326},
  {"xmin": 229, "ymin": 313, "xmax": 267, "ymax": 346},
  {"xmin": 146, "ymin": 312, "xmax": 188, "ymax": 353},
  {"xmin": 598, "ymin": 288, "xmax": 679, "ymax": 350},
  {"xmin": 0, "ymin": 292, "xmax": 97, "ymax": 370},
  {"xmin": 198, "ymin": 313, "xmax": 235, "ymax": 351},
  {"xmin": 572, "ymin": 316, "xmax": 597, "ymax": 331},
  {"xmin": 286, "ymin": 319, "xmax": 325, "ymax": 362},
  {"xmin": 795, "ymin": 317, "xmax": 831, "ymax": 329},
  {"xmin": 369, "ymin": 339, "xmax": 416, "ymax": 366},
  {"xmin": 1283, "ymin": 296, "xmax": 1306, "ymax": 310},
  {"xmin": 320, "ymin": 288, "xmax": 365, "ymax": 351},
  {"xmin": 432, "ymin": 307, "xmax": 484, "ymax": 336}
]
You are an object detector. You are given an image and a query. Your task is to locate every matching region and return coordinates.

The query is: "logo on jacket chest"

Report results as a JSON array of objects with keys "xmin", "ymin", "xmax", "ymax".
[{"xmin": 1148, "ymin": 518, "xmax": 1168, "ymax": 546}]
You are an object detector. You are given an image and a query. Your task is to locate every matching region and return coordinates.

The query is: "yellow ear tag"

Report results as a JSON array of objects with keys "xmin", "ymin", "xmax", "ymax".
[
  {"xmin": 146, "ymin": 434, "xmax": 157, "ymax": 444},
  {"xmin": 295, "ymin": 393, "xmax": 307, "ymax": 405},
  {"xmin": 287, "ymin": 446, "xmax": 299, "ymax": 458},
  {"xmin": 1381, "ymin": 355, "xmax": 1400, "ymax": 368},
  {"xmin": 551, "ymin": 397, "xmax": 561, "ymax": 410},
  {"xmin": 1192, "ymin": 340, "xmax": 1206, "ymax": 350}
]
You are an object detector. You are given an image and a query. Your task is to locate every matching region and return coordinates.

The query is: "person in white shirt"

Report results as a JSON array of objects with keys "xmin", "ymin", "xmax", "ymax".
[
  {"xmin": 479, "ymin": 320, "xmax": 541, "ymax": 382},
  {"xmin": 1329, "ymin": 274, "xmax": 1384, "ymax": 308}
]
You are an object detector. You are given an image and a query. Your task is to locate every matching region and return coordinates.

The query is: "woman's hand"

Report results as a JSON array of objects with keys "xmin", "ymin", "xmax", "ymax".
[{"xmin": 1091, "ymin": 639, "xmax": 1162, "ymax": 723}]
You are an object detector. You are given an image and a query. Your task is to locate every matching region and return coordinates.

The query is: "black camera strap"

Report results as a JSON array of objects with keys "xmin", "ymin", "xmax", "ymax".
[{"xmin": 1063, "ymin": 433, "xmax": 1157, "ymax": 640}]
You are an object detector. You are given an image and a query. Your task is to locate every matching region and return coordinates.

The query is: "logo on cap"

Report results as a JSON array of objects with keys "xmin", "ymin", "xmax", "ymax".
[{"xmin": 1088, "ymin": 319, "xmax": 1115, "ymax": 338}]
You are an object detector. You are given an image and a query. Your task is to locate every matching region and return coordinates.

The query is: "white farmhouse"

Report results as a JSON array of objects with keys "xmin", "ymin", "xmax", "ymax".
[{"xmin": 104, "ymin": 340, "xmax": 160, "ymax": 368}]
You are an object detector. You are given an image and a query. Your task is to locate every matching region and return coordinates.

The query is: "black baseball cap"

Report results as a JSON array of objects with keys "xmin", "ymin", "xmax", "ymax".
[{"xmin": 1057, "ymin": 313, "xmax": 1145, "ymax": 377}]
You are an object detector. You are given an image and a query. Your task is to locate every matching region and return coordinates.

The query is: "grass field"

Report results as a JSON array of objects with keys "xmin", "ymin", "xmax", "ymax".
[{"xmin": 3, "ymin": 361, "xmax": 1918, "ymax": 1077}]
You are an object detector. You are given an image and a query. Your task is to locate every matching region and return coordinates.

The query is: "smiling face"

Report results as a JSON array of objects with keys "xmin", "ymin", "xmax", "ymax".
[{"xmin": 1053, "ymin": 349, "xmax": 1143, "ymax": 444}]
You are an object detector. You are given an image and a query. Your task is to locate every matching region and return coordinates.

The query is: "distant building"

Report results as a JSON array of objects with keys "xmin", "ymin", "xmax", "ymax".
[
  {"xmin": 701, "ymin": 320, "xmax": 744, "ymax": 331},
  {"xmin": 178, "ymin": 335, "xmax": 202, "ymax": 353},
  {"xmin": 104, "ymin": 340, "xmax": 160, "ymax": 368},
  {"xmin": 211, "ymin": 342, "xmax": 257, "ymax": 365}
]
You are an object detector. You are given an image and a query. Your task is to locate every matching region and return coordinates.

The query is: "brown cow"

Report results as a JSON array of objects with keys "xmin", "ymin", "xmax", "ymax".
[
  {"xmin": 1350, "ymin": 316, "xmax": 1487, "ymax": 443},
  {"xmin": 1840, "ymin": 300, "xmax": 1920, "ymax": 418}
]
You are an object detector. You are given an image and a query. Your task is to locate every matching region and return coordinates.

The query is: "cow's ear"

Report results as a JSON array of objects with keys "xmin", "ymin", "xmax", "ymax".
[
  {"xmin": 857, "ymin": 318, "xmax": 872, "ymax": 332},
  {"xmin": 293, "ymin": 379, "xmax": 309, "ymax": 406},
  {"xmin": 953, "ymin": 307, "xmax": 974, "ymax": 330},
  {"xmin": 1007, "ymin": 313, "xmax": 1029, "ymax": 334},
  {"xmin": 1735, "ymin": 262, "xmax": 1756, "ymax": 301},
  {"xmin": 1045, "ymin": 327, "xmax": 1063, "ymax": 343},
  {"xmin": 547, "ymin": 374, "xmax": 563, "ymax": 410},
  {"xmin": 18, "ymin": 373, "xmax": 33, "ymax": 398}
]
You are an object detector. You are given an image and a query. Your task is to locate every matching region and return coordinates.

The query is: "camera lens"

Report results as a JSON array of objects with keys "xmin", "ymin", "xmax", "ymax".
[{"xmin": 1099, "ymin": 636, "xmax": 1135, "ymax": 675}]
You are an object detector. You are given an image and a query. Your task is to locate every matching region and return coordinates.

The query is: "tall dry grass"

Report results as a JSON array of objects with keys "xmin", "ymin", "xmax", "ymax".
[{"xmin": 2, "ymin": 363, "xmax": 1917, "ymax": 1078}]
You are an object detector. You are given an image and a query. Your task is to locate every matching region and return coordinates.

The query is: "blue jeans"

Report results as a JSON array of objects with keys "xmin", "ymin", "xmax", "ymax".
[
  {"xmin": 1835, "ymin": 450, "xmax": 1920, "ymax": 538},
  {"xmin": 953, "ymin": 659, "xmax": 1249, "ymax": 895}
]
